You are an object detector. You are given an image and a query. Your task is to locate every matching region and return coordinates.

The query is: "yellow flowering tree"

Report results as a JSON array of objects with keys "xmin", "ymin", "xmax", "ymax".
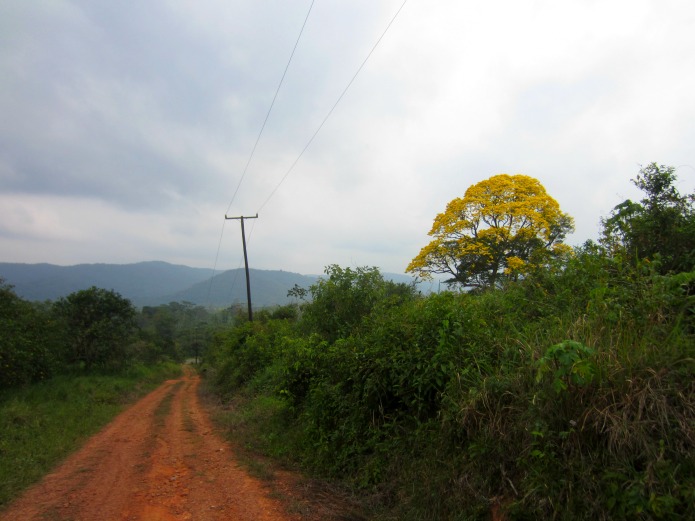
[{"xmin": 407, "ymin": 174, "xmax": 574, "ymax": 289}]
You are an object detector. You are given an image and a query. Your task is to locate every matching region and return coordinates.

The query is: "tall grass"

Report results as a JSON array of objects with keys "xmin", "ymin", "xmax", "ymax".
[{"xmin": 0, "ymin": 362, "xmax": 181, "ymax": 507}]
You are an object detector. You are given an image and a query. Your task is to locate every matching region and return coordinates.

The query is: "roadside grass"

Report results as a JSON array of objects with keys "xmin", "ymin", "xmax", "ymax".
[
  {"xmin": 198, "ymin": 379, "xmax": 369, "ymax": 521},
  {"xmin": 0, "ymin": 362, "xmax": 181, "ymax": 508}
]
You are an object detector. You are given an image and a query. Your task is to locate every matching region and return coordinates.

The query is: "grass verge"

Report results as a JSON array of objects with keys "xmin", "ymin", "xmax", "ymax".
[
  {"xmin": 0, "ymin": 362, "xmax": 181, "ymax": 508},
  {"xmin": 198, "ymin": 379, "xmax": 369, "ymax": 521}
]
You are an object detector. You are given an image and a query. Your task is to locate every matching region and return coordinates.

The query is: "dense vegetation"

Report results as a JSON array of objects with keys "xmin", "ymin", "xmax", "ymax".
[
  {"xmin": 0, "ymin": 285, "xmax": 217, "ymax": 389},
  {"xmin": 206, "ymin": 164, "xmax": 694, "ymax": 520}
]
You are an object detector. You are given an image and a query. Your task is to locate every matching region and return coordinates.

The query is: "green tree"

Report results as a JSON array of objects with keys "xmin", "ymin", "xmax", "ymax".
[
  {"xmin": 0, "ymin": 279, "xmax": 63, "ymax": 388},
  {"xmin": 137, "ymin": 302, "xmax": 212, "ymax": 363},
  {"xmin": 55, "ymin": 287, "xmax": 137, "ymax": 370},
  {"xmin": 407, "ymin": 174, "xmax": 574, "ymax": 289},
  {"xmin": 602, "ymin": 163, "xmax": 695, "ymax": 273},
  {"xmin": 301, "ymin": 265, "xmax": 417, "ymax": 342},
  {"xmin": 139, "ymin": 305, "xmax": 178, "ymax": 361}
]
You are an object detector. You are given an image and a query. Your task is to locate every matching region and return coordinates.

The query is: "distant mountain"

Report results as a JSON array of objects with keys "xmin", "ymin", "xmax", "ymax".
[
  {"xmin": 0, "ymin": 261, "xmax": 426, "ymax": 308},
  {"xmin": 157, "ymin": 269, "xmax": 319, "ymax": 308},
  {"xmin": 0, "ymin": 261, "xmax": 213, "ymax": 306}
]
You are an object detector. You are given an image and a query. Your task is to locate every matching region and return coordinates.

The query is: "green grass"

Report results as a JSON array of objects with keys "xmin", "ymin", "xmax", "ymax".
[
  {"xmin": 209, "ymin": 388, "xmax": 297, "ymax": 464},
  {"xmin": 0, "ymin": 362, "xmax": 181, "ymax": 508}
]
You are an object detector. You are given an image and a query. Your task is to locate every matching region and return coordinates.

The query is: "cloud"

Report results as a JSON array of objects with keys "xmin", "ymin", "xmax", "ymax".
[{"xmin": 1, "ymin": 0, "xmax": 694, "ymax": 275}]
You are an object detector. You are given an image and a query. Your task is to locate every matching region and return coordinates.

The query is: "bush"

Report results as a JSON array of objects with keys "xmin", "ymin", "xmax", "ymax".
[
  {"xmin": 54, "ymin": 287, "xmax": 137, "ymax": 371},
  {"xmin": 300, "ymin": 265, "xmax": 418, "ymax": 342},
  {"xmin": 0, "ymin": 281, "xmax": 64, "ymax": 389}
]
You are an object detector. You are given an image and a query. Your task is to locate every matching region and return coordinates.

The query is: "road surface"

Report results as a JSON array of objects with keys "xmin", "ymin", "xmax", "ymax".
[{"xmin": 1, "ymin": 369, "xmax": 300, "ymax": 521}]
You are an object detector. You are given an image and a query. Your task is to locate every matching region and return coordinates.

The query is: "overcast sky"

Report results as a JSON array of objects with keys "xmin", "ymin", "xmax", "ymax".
[{"xmin": 1, "ymin": 0, "xmax": 694, "ymax": 276}]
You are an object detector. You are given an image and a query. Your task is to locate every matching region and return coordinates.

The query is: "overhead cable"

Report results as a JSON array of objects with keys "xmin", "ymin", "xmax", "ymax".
[
  {"xmin": 225, "ymin": 0, "xmax": 316, "ymax": 215},
  {"xmin": 207, "ymin": 0, "xmax": 316, "ymax": 307},
  {"xmin": 256, "ymin": 0, "xmax": 409, "ymax": 214}
]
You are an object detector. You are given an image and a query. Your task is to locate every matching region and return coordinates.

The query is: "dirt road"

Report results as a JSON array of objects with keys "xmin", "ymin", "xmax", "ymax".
[{"xmin": 1, "ymin": 370, "xmax": 300, "ymax": 521}]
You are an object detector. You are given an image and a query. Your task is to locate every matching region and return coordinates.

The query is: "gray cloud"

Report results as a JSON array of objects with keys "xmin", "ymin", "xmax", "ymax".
[{"xmin": 1, "ymin": 1, "xmax": 694, "ymax": 274}]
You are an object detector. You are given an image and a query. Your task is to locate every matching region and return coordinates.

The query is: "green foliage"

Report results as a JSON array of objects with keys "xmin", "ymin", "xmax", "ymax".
[
  {"xmin": 211, "ymin": 318, "xmax": 298, "ymax": 397},
  {"xmin": 54, "ymin": 287, "xmax": 137, "ymax": 370},
  {"xmin": 1, "ymin": 278, "xmax": 209, "ymax": 391},
  {"xmin": 602, "ymin": 163, "xmax": 695, "ymax": 273},
  {"xmin": 137, "ymin": 301, "xmax": 212, "ymax": 363},
  {"xmin": 0, "ymin": 280, "xmax": 64, "ymax": 389},
  {"xmin": 209, "ymin": 250, "xmax": 694, "ymax": 520},
  {"xmin": 300, "ymin": 264, "xmax": 418, "ymax": 342},
  {"xmin": 536, "ymin": 340, "xmax": 596, "ymax": 393}
]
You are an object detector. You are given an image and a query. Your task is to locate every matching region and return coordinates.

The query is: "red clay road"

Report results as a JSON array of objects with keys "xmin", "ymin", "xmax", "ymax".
[{"xmin": 1, "ymin": 370, "xmax": 300, "ymax": 521}]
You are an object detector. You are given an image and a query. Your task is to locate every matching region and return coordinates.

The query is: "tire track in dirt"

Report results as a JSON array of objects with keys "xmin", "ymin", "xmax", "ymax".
[{"xmin": 1, "ymin": 371, "xmax": 297, "ymax": 521}]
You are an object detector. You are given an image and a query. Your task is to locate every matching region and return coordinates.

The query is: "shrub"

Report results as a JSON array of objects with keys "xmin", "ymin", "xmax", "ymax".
[{"xmin": 0, "ymin": 281, "xmax": 64, "ymax": 389}]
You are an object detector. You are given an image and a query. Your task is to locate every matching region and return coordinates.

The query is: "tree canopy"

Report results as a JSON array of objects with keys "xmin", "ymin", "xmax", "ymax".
[
  {"xmin": 601, "ymin": 163, "xmax": 695, "ymax": 273},
  {"xmin": 0, "ymin": 279, "xmax": 63, "ymax": 388},
  {"xmin": 300, "ymin": 265, "xmax": 418, "ymax": 342},
  {"xmin": 55, "ymin": 287, "xmax": 137, "ymax": 370},
  {"xmin": 407, "ymin": 174, "xmax": 574, "ymax": 289}
]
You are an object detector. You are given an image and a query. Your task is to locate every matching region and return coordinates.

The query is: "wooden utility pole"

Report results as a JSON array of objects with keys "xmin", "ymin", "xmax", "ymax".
[{"xmin": 225, "ymin": 213, "xmax": 258, "ymax": 321}]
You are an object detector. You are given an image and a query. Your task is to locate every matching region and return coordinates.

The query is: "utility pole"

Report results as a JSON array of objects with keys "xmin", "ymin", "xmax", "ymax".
[{"xmin": 225, "ymin": 213, "xmax": 258, "ymax": 322}]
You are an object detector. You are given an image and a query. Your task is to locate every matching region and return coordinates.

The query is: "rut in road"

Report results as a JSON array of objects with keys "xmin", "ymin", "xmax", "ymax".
[{"xmin": 1, "ymin": 371, "xmax": 298, "ymax": 521}]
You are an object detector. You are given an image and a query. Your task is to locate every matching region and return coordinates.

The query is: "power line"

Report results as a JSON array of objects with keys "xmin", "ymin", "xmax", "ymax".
[
  {"xmin": 205, "ymin": 221, "xmax": 228, "ymax": 308},
  {"xmin": 256, "ymin": 0, "xmax": 409, "ymax": 214},
  {"xmin": 211, "ymin": 0, "xmax": 409, "ymax": 305},
  {"xmin": 206, "ymin": 0, "xmax": 316, "ymax": 307},
  {"xmin": 225, "ymin": 0, "xmax": 316, "ymax": 215}
]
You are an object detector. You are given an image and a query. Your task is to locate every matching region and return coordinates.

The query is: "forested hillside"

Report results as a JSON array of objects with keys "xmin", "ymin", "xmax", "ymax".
[
  {"xmin": 0, "ymin": 263, "xmax": 318, "ymax": 307},
  {"xmin": 0, "ymin": 261, "xmax": 213, "ymax": 305}
]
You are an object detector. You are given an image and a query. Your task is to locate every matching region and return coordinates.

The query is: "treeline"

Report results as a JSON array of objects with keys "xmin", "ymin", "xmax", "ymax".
[
  {"xmin": 205, "ymin": 165, "xmax": 694, "ymax": 520},
  {"xmin": 0, "ymin": 285, "xmax": 219, "ymax": 390}
]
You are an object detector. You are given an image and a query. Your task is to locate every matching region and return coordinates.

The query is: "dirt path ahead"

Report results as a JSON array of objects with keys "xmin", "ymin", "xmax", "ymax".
[{"xmin": 1, "ymin": 370, "xmax": 299, "ymax": 521}]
